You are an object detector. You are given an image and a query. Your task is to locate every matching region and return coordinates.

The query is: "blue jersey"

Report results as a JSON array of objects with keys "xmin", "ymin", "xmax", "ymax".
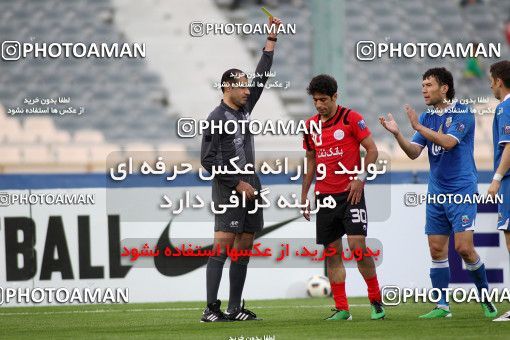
[
  {"xmin": 492, "ymin": 96, "xmax": 510, "ymax": 177},
  {"xmin": 411, "ymin": 102, "xmax": 477, "ymax": 194}
]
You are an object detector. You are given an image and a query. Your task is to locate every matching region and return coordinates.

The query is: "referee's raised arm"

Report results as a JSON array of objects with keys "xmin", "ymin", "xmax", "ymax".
[
  {"xmin": 263, "ymin": 17, "xmax": 281, "ymax": 52},
  {"xmin": 246, "ymin": 17, "xmax": 283, "ymax": 111}
]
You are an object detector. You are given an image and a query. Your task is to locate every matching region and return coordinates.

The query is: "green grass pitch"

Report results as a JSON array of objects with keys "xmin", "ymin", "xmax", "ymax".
[{"xmin": 1, "ymin": 297, "xmax": 509, "ymax": 339}]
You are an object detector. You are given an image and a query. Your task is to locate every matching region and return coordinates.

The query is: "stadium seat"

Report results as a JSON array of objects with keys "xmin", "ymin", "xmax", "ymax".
[
  {"xmin": 0, "ymin": 0, "xmax": 174, "ymax": 147},
  {"xmin": 157, "ymin": 143, "xmax": 189, "ymax": 163},
  {"xmin": 22, "ymin": 145, "xmax": 54, "ymax": 164},
  {"xmin": 89, "ymin": 143, "xmax": 120, "ymax": 164},
  {"xmin": 54, "ymin": 145, "xmax": 90, "ymax": 164},
  {"xmin": 0, "ymin": 146, "xmax": 22, "ymax": 164},
  {"xmin": 6, "ymin": 130, "xmax": 38, "ymax": 144},
  {"xmin": 74, "ymin": 130, "xmax": 106, "ymax": 143}
]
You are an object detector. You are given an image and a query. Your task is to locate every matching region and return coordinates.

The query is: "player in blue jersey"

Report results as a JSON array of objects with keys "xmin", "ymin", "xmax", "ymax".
[
  {"xmin": 380, "ymin": 67, "xmax": 497, "ymax": 319},
  {"xmin": 487, "ymin": 60, "xmax": 510, "ymax": 322}
]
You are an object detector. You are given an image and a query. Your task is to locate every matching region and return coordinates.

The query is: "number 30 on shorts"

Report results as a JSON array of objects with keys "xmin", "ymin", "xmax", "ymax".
[{"xmin": 350, "ymin": 208, "xmax": 367, "ymax": 223}]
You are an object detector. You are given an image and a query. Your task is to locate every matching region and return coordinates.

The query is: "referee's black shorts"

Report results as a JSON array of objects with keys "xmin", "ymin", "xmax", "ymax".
[
  {"xmin": 212, "ymin": 175, "xmax": 263, "ymax": 234},
  {"xmin": 315, "ymin": 191, "xmax": 368, "ymax": 245}
]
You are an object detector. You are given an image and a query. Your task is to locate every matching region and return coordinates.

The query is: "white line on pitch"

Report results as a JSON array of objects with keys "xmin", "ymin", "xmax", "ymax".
[{"xmin": 0, "ymin": 304, "xmax": 370, "ymax": 316}]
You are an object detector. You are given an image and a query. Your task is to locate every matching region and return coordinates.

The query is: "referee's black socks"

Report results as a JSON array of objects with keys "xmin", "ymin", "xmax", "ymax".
[
  {"xmin": 227, "ymin": 257, "xmax": 249, "ymax": 312},
  {"xmin": 206, "ymin": 254, "xmax": 227, "ymax": 305}
]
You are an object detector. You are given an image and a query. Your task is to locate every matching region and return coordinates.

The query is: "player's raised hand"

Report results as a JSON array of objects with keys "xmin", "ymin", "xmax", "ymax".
[
  {"xmin": 379, "ymin": 113, "xmax": 400, "ymax": 136},
  {"xmin": 268, "ymin": 17, "xmax": 282, "ymax": 38},
  {"xmin": 404, "ymin": 104, "xmax": 420, "ymax": 130}
]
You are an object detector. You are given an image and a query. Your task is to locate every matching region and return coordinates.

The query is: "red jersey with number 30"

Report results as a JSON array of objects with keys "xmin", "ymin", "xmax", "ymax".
[{"xmin": 302, "ymin": 105, "xmax": 371, "ymax": 194}]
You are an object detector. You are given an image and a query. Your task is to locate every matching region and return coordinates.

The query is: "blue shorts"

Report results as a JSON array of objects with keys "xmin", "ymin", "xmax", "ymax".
[
  {"xmin": 497, "ymin": 177, "xmax": 510, "ymax": 231},
  {"xmin": 425, "ymin": 198, "xmax": 476, "ymax": 235}
]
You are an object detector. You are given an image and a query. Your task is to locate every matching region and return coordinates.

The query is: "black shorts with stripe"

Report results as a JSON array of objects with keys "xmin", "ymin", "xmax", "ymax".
[{"xmin": 315, "ymin": 191, "xmax": 367, "ymax": 245}]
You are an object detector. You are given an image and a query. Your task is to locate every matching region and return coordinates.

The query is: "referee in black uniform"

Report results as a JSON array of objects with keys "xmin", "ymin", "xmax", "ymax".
[{"xmin": 200, "ymin": 16, "xmax": 282, "ymax": 322}]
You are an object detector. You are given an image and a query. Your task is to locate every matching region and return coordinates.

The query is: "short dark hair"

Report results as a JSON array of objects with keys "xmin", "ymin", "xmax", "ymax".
[
  {"xmin": 490, "ymin": 61, "xmax": 510, "ymax": 88},
  {"xmin": 307, "ymin": 74, "xmax": 337, "ymax": 97},
  {"xmin": 220, "ymin": 68, "xmax": 246, "ymax": 93},
  {"xmin": 422, "ymin": 67, "xmax": 455, "ymax": 100}
]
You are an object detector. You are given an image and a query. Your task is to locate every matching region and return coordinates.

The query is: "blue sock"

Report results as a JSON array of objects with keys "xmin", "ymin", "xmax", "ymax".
[
  {"xmin": 430, "ymin": 259, "xmax": 450, "ymax": 308},
  {"xmin": 465, "ymin": 257, "xmax": 489, "ymax": 299}
]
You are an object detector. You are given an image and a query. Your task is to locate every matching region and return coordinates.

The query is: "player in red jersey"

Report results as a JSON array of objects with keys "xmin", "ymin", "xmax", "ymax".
[{"xmin": 301, "ymin": 74, "xmax": 385, "ymax": 320}]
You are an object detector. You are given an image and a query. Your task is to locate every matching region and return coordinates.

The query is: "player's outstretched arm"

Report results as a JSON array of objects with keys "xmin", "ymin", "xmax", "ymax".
[
  {"xmin": 300, "ymin": 150, "xmax": 316, "ymax": 221},
  {"xmin": 379, "ymin": 112, "xmax": 423, "ymax": 160},
  {"xmin": 404, "ymin": 104, "xmax": 458, "ymax": 151}
]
